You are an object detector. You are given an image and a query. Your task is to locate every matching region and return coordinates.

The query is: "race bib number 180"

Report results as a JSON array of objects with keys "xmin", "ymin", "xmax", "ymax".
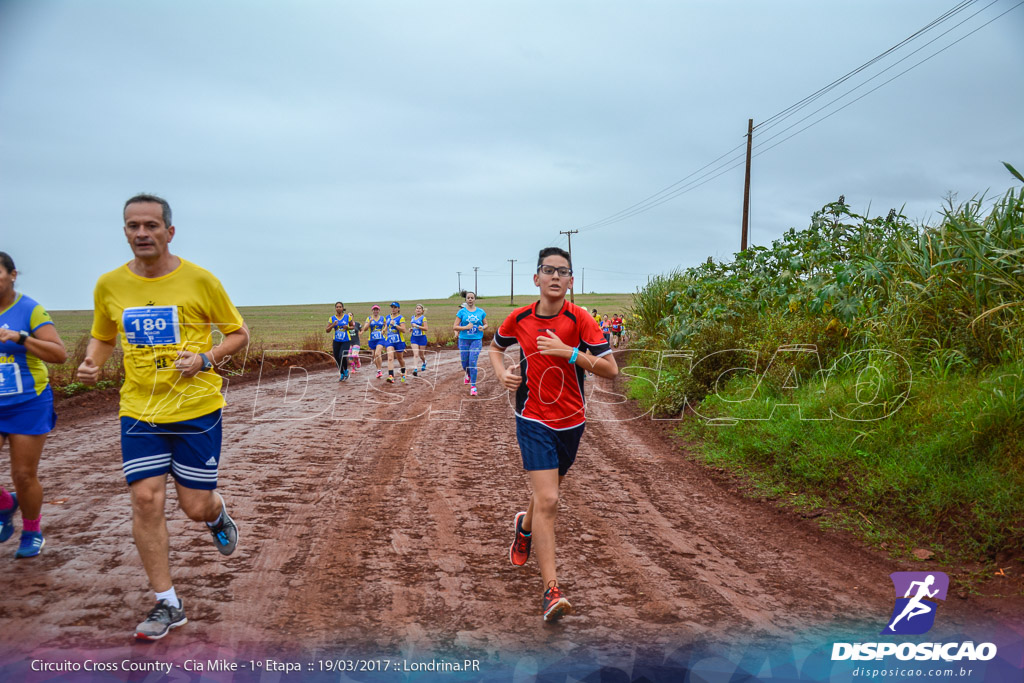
[
  {"xmin": 0, "ymin": 362, "xmax": 24, "ymax": 396},
  {"xmin": 123, "ymin": 306, "xmax": 181, "ymax": 346}
]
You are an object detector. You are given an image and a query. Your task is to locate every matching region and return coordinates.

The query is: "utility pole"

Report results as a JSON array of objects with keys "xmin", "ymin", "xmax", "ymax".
[
  {"xmin": 741, "ymin": 118, "xmax": 753, "ymax": 252},
  {"xmin": 473, "ymin": 266, "xmax": 479, "ymax": 296},
  {"xmin": 582, "ymin": 267, "xmax": 585, "ymax": 294},
  {"xmin": 457, "ymin": 271, "xmax": 462, "ymax": 293},
  {"xmin": 508, "ymin": 259, "xmax": 517, "ymax": 305},
  {"xmin": 559, "ymin": 229, "xmax": 578, "ymax": 303}
]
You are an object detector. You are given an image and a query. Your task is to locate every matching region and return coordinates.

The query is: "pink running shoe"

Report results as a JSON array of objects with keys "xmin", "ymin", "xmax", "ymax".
[
  {"xmin": 464, "ymin": 376, "xmax": 470, "ymax": 385},
  {"xmin": 470, "ymin": 386, "xmax": 478, "ymax": 396}
]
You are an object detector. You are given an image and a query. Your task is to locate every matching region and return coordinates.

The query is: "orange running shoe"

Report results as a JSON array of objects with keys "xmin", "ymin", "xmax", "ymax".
[
  {"xmin": 509, "ymin": 511, "xmax": 531, "ymax": 566},
  {"xmin": 542, "ymin": 584, "xmax": 572, "ymax": 623}
]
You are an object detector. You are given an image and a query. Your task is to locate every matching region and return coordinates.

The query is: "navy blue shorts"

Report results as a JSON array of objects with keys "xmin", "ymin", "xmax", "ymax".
[
  {"xmin": 120, "ymin": 409, "xmax": 223, "ymax": 490},
  {"xmin": 515, "ymin": 416, "xmax": 585, "ymax": 476},
  {"xmin": 409, "ymin": 334, "xmax": 428, "ymax": 346},
  {"xmin": 0, "ymin": 385, "xmax": 56, "ymax": 437},
  {"xmin": 368, "ymin": 338, "xmax": 385, "ymax": 350},
  {"xmin": 386, "ymin": 340, "xmax": 406, "ymax": 352}
]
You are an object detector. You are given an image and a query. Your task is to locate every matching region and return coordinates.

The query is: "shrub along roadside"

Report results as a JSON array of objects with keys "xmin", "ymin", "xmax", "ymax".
[
  {"xmin": 628, "ymin": 167, "xmax": 1024, "ymax": 576},
  {"xmin": 668, "ymin": 361, "xmax": 1023, "ymax": 570}
]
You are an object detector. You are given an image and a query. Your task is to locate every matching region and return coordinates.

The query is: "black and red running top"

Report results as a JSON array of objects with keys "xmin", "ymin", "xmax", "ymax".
[{"xmin": 494, "ymin": 300, "xmax": 612, "ymax": 430}]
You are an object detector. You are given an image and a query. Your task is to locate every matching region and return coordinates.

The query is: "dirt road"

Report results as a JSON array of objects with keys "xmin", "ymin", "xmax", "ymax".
[{"xmin": 0, "ymin": 350, "xmax": 1020, "ymax": 677}]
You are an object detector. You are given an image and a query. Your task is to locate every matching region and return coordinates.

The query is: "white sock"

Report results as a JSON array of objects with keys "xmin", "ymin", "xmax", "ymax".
[
  {"xmin": 206, "ymin": 508, "xmax": 224, "ymax": 529},
  {"xmin": 206, "ymin": 496, "xmax": 225, "ymax": 528},
  {"xmin": 155, "ymin": 587, "xmax": 180, "ymax": 609}
]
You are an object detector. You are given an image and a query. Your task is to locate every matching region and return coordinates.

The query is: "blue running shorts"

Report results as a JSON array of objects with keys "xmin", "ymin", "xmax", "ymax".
[
  {"xmin": 0, "ymin": 385, "xmax": 56, "ymax": 437},
  {"xmin": 120, "ymin": 409, "xmax": 223, "ymax": 490},
  {"xmin": 515, "ymin": 415, "xmax": 585, "ymax": 476}
]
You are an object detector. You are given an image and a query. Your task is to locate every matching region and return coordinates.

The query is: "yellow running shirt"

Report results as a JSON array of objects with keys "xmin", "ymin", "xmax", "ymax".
[{"xmin": 90, "ymin": 258, "xmax": 244, "ymax": 423}]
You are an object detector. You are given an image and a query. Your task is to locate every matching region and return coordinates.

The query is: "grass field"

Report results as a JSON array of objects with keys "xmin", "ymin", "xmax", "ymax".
[
  {"xmin": 48, "ymin": 292, "xmax": 636, "ymax": 350},
  {"xmin": 45, "ymin": 292, "xmax": 636, "ymax": 392}
]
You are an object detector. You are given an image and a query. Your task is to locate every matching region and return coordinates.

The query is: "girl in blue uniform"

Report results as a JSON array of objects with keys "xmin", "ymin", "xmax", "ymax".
[
  {"xmin": 453, "ymin": 291, "xmax": 487, "ymax": 396},
  {"xmin": 384, "ymin": 302, "xmax": 408, "ymax": 383},
  {"xmin": 364, "ymin": 305, "xmax": 387, "ymax": 378},
  {"xmin": 325, "ymin": 302, "xmax": 353, "ymax": 381},
  {"xmin": 409, "ymin": 304, "xmax": 429, "ymax": 377},
  {"xmin": 0, "ymin": 252, "xmax": 68, "ymax": 558}
]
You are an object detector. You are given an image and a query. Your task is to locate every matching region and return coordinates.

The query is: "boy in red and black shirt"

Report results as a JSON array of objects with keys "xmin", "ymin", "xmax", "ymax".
[
  {"xmin": 489, "ymin": 247, "xmax": 618, "ymax": 623},
  {"xmin": 610, "ymin": 314, "xmax": 624, "ymax": 348}
]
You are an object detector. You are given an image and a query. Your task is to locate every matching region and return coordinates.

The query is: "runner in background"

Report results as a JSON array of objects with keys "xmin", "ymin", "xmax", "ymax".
[
  {"xmin": 454, "ymin": 292, "xmax": 487, "ymax": 396},
  {"xmin": 0, "ymin": 251, "xmax": 67, "ymax": 559},
  {"xmin": 601, "ymin": 317, "xmax": 612, "ymax": 347},
  {"xmin": 384, "ymin": 302, "xmax": 408, "ymax": 384},
  {"xmin": 610, "ymin": 313, "xmax": 624, "ymax": 348},
  {"xmin": 364, "ymin": 305, "xmax": 387, "ymax": 379},
  {"xmin": 349, "ymin": 319, "xmax": 362, "ymax": 371},
  {"xmin": 610, "ymin": 313, "xmax": 626, "ymax": 348},
  {"xmin": 76, "ymin": 194, "xmax": 249, "ymax": 641},
  {"xmin": 489, "ymin": 247, "xmax": 617, "ymax": 623},
  {"xmin": 325, "ymin": 302, "xmax": 353, "ymax": 382},
  {"xmin": 409, "ymin": 304, "xmax": 428, "ymax": 377}
]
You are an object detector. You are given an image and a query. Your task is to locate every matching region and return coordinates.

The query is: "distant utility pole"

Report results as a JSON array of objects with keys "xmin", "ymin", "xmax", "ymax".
[
  {"xmin": 741, "ymin": 118, "xmax": 753, "ymax": 252},
  {"xmin": 582, "ymin": 267, "xmax": 585, "ymax": 294},
  {"xmin": 457, "ymin": 271, "xmax": 462, "ymax": 293},
  {"xmin": 473, "ymin": 266, "xmax": 479, "ymax": 296},
  {"xmin": 508, "ymin": 259, "xmax": 517, "ymax": 305},
  {"xmin": 559, "ymin": 229, "xmax": 578, "ymax": 303}
]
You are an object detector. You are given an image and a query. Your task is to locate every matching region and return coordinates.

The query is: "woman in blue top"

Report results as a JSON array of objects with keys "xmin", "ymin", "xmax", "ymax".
[
  {"xmin": 0, "ymin": 252, "xmax": 68, "ymax": 559},
  {"xmin": 325, "ymin": 302, "xmax": 354, "ymax": 381},
  {"xmin": 453, "ymin": 291, "xmax": 487, "ymax": 396},
  {"xmin": 409, "ymin": 304, "xmax": 429, "ymax": 377},
  {"xmin": 364, "ymin": 305, "xmax": 388, "ymax": 379}
]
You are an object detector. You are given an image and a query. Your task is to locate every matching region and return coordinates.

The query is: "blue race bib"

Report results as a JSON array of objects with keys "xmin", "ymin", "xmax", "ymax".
[
  {"xmin": 0, "ymin": 363, "xmax": 23, "ymax": 396},
  {"xmin": 123, "ymin": 306, "xmax": 181, "ymax": 346}
]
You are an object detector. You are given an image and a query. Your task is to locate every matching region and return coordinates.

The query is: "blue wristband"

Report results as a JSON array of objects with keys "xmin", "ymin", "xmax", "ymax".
[{"xmin": 568, "ymin": 348, "xmax": 579, "ymax": 365}]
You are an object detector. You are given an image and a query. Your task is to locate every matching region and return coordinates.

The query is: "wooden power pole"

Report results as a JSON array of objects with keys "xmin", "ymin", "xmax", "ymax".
[
  {"xmin": 508, "ymin": 259, "xmax": 517, "ymax": 305},
  {"xmin": 741, "ymin": 118, "xmax": 753, "ymax": 252},
  {"xmin": 559, "ymin": 229, "xmax": 578, "ymax": 303}
]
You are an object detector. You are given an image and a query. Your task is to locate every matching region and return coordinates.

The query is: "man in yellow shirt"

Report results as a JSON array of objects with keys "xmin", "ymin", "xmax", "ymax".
[{"xmin": 77, "ymin": 194, "xmax": 249, "ymax": 641}]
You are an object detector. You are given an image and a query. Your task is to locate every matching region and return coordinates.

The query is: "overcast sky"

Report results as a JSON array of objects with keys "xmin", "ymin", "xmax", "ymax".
[{"xmin": 2, "ymin": 0, "xmax": 1022, "ymax": 310}]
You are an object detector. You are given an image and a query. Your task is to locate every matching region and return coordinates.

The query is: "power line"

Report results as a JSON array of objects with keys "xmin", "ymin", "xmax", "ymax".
[
  {"xmin": 752, "ymin": 0, "xmax": 1022, "ymax": 160},
  {"xmin": 755, "ymin": 0, "xmax": 979, "ymax": 134},
  {"xmin": 575, "ymin": 141, "xmax": 747, "ymax": 231},
  {"xmin": 566, "ymin": 0, "xmax": 1013, "ymax": 234},
  {"xmin": 751, "ymin": 0, "xmax": 1005, "ymax": 155}
]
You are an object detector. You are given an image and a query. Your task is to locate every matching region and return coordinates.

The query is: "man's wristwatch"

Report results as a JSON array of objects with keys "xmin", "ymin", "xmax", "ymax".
[
  {"xmin": 16, "ymin": 330, "xmax": 29, "ymax": 345},
  {"xmin": 199, "ymin": 353, "xmax": 213, "ymax": 371}
]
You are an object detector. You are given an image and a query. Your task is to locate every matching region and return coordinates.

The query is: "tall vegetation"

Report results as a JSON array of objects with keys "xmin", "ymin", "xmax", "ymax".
[
  {"xmin": 630, "ymin": 165, "xmax": 1024, "ymax": 564},
  {"xmin": 631, "ymin": 163, "xmax": 1024, "ymax": 413}
]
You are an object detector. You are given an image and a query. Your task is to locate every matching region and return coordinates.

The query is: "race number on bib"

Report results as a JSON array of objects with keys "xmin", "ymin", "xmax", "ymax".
[
  {"xmin": 123, "ymin": 306, "xmax": 181, "ymax": 346},
  {"xmin": 0, "ymin": 362, "xmax": 24, "ymax": 396}
]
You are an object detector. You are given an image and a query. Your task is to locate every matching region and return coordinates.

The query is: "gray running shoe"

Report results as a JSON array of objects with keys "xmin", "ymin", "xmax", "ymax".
[
  {"xmin": 135, "ymin": 600, "xmax": 187, "ymax": 641},
  {"xmin": 208, "ymin": 500, "xmax": 238, "ymax": 556}
]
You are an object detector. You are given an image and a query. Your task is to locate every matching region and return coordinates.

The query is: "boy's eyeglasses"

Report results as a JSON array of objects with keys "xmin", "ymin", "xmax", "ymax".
[{"xmin": 537, "ymin": 265, "xmax": 573, "ymax": 277}]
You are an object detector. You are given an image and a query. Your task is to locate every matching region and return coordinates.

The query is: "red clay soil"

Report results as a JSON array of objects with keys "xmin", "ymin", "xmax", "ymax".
[{"xmin": 1, "ymin": 349, "xmax": 1021, "ymax": 669}]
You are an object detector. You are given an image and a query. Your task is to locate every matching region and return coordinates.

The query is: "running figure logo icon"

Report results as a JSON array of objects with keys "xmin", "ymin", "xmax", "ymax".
[{"xmin": 881, "ymin": 571, "xmax": 949, "ymax": 635}]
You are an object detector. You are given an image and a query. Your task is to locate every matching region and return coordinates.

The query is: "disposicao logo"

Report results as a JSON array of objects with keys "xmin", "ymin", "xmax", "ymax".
[
  {"xmin": 831, "ymin": 571, "xmax": 998, "ymax": 662},
  {"xmin": 881, "ymin": 571, "xmax": 948, "ymax": 635}
]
